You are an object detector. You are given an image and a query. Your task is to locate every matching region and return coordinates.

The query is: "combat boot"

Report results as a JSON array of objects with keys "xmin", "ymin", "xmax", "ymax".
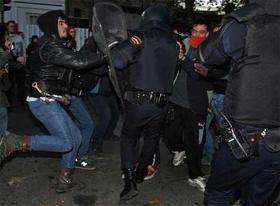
[
  {"xmin": 135, "ymin": 163, "xmax": 148, "ymax": 183},
  {"xmin": 0, "ymin": 132, "xmax": 30, "ymax": 163},
  {"xmin": 120, "ymin": 168, "xmax": 138, "ymax": 200}
]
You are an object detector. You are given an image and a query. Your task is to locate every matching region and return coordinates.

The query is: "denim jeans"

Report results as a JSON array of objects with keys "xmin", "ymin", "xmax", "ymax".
[
  {"xmin": 68, "ymin": 96, "xmax": 94, "ymax": 159},
  {"xmin": 204, "ymin": 126, "xmax": 280, "ymax": 206},
  {"xmin": 28, "ymin": 100, "xmax": 82, "ymax": 169},
  {"xmin": 0, "ymin": 107, "xmax": 8, "ymax": 137},
  {"xmin": 204, "ymin": 93, "xmax": 225, "ymax": 160},
  {"xmin": 210, "ymin": 93, "xmax": 225, "ymax": 126}
]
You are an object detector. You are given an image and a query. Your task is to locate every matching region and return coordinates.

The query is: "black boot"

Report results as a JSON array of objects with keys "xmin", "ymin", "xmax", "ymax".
[
  {"xmin": 135, "ymin": 164, "xmax": 148, "ymax": 184},
  {"xmin": 120, "ymin": 168, "xmax": 138, "ymax": 200},
  {"xmin": 55, "ymin": 168, "xmax": 80, "ymax": 193}
]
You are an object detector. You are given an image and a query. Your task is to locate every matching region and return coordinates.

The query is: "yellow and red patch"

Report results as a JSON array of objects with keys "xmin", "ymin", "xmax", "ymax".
[{"xmin": 130, "ymin": 35, "xmax": 142, "ymax": 45}]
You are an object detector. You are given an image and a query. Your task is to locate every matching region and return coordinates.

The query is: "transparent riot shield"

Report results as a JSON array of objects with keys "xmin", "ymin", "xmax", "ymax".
[{"xmin": 92, "ymin": 2, "xmax": 127, "ymax": 108}]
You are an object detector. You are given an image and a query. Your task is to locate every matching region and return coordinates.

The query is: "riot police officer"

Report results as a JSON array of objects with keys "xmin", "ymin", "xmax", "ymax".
[
  {"xmin": 118, "ymin": 6, "xmax": 179, "ymax": 200},
  {"xmin": 198, "ymin": 0, "xmax": 280, "ymax": 205}
]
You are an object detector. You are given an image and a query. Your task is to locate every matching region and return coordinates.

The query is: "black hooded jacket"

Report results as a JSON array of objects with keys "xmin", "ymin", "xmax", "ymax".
[{"xmin": 28, "ymin": 10, "xmax": 105, "ymax": 97}]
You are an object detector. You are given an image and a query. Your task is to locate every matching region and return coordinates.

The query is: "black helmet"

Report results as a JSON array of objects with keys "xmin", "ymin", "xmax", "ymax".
[{"xmin": 142, "ymin": 6, "xmax": 170, "ymax": 27}]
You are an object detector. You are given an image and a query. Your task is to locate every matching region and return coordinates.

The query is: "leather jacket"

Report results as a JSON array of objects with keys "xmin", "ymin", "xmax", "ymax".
[{"xmin": 28, "ymin": 35, "xmax": 105, "ymax": 97}]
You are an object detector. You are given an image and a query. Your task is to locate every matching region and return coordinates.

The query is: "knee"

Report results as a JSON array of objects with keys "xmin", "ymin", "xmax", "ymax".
[
  {"xmin": 62, "ymin": 140, "xmax": 74, "ymax": 152},
  {"xmin": 62, "ymin": 133, "xmax": 82, "ymax": 152},
  {"xmin": 81, "ymin": 117, "xmax": 94, "ymax": 133}
]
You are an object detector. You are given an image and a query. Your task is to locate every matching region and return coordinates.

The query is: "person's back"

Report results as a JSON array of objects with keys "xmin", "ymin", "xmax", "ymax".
[
  {"xmin": 223, "ymin": 4, "xmax": 280, "ymax": 128},
  {"xmin": 119, "ymin": 6, "xmax": 179, "ymax": 200},
  {"xmin": 128, "ymin": 6, "xmax": 178, "ymax": 94},
  {"xmin": 198, "ymin": 1, "xmax": 280, "ymax": 205}
]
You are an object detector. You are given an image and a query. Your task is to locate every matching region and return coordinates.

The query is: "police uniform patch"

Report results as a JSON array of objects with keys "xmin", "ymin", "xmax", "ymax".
[{"xmin": 130, "ymin": 35, "xmax": 141, "ymax": 45}]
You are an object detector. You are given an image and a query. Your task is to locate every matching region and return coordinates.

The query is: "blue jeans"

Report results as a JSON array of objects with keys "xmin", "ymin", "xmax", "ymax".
[
  {"xmin": 204, "ymin": 93, "xmax": 225, "ymax": 160},
  {"xmin": 204, "ymin": 126, "xmax": 280, "ymax": 205},
  {"xmin": 68, "ymin": 96, "xmax": 94, "ymax": 159},
  {"xmin": 28, "ymin": 100, "xmax": 82, "ymax": 169},
  {"xmin": 210, "ymin": 93, "xmax": 225, "ymax": 126},
  {"xmin": 0, "ymin": 107, "xmax": 8, "ymax": 137}
]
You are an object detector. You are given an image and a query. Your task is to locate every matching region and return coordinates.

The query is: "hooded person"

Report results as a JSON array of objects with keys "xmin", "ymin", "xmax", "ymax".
[
  {"xmin": 0, "ymin": 10, "xmax": 107, "ymax": 193},
  {"xmin": 197, "ymin": 0, "xmax": 280, "ymax": 205}
]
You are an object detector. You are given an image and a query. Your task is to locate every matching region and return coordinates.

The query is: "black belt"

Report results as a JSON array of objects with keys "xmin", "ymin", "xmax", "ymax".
[{"xmin": 124, "ymin": 90, "xmax": 169, "ymax": 106}]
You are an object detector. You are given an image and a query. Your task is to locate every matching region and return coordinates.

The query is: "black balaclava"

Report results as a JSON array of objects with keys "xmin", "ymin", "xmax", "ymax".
[
  {"xmin": 37, "ymin": 10, "xmax": 66, "ymax": 37},
  {"xmin": 249, "ymin": 0, "xmax": 280, "ymax": 16},
  {"xmin": 141, "ymin": 6, "xmax": 170, "ymax": 31}
]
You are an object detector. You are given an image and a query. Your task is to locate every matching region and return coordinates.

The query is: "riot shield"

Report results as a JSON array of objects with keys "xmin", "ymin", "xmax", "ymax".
[{"xmin": 92, "ymin": 2, "xmax": 127, "ymax": 108}]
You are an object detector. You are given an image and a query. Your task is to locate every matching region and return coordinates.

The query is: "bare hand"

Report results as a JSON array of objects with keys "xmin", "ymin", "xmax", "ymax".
[
  {"xmin": 17, "ymin": 56, "xmax": 26, "ymax": 65},
  {"xmin": 194, "ymin": 63, "xmax": 208, "ymax": 77},
  {"xmin": 0, "ymin": 69, "xmax": 7, "ymax": 77}
]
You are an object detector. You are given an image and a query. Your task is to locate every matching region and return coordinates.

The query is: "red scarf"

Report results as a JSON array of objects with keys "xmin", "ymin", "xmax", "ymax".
[{"xmin": 189, "ymin": 36, "xmax": 207, "ymax": 48}]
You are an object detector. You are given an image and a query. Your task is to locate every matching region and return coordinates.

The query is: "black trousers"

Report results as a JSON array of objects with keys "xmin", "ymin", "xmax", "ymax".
[
  {"xmin": 120, "ymin": 100, "xmax": 166, "ymax": 170},
  {"xmin": 164, "ymin": 103, "xmax": 203, "ymax": 179},
  {"xmin": 205, "ymin": 141, "xmax": 280, "ymax": 206},
  {"xmin": 6, "ymin": 67, "xmax": 26, "ymax": 104}
]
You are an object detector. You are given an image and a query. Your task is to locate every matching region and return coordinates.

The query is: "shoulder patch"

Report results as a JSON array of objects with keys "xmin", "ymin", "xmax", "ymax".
[{"xmin": 130, "ymin": 35, "xmax": 142, "ymax": 45}]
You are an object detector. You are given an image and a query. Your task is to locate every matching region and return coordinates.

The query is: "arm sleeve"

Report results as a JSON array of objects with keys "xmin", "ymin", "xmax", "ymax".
[
  {"xmin": 199, "ymin": 20, "xmax": 246, "ymax": 66},
  {"xmin": 221, "ymin": 21, "xmax": 246, "ymax": 62},
  {"xmin": 207, "ymin": 66, "xmax": 230, "ymax": 80},
  {"xmin": 41, "ymin": 40, "xmax": 105, "ymax": 71},
  {"xmin": 111, "ymin": 38, "xmax": 142, "ymax": 70}
]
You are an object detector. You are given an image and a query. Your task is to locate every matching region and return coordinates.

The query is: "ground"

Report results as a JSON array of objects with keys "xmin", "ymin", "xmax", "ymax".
[{"xmin": 0, "ymin": 104, "xmax": 207, "ymax": 206}]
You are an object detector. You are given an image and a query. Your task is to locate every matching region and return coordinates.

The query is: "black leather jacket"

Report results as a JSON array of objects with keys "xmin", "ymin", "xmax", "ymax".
[{"xmin": 28, "ymin": 35, "xmax": 105, "ymax": 97}]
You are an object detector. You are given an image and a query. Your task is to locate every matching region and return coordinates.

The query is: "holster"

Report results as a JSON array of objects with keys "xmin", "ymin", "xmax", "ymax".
[
  {"xmin": 263, "ymin": 127, "xmax": 280, "ymax": 152},
  {"xmin": 220, "ymin": 116, "xmax": 265, "ymax": 160}
]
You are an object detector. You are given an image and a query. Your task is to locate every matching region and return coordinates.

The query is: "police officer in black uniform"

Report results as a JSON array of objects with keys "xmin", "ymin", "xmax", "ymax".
[
  {"xmin": 117, "ymin": 6, "xmax": 179, "ymax": 200},
  {"xmin": 198, "ymin": 0, "xmax": 280, "ymax": 205}
]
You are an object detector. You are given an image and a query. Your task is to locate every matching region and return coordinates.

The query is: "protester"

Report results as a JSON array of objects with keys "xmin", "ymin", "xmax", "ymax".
[
  {"xmin": 6, "ymin": 20, "xmax": 26, "ymax": 104},
  {"xmin": 0, "ymin": 10, "xmax": 106, "ymax": 193},
  {"xmin": 26, "ymin": 35, "xmax": 38, "ymax": 65}
]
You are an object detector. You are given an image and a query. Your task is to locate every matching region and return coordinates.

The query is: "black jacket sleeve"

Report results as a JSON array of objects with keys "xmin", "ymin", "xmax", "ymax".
[
  {"xmin": 207, "ymin": 66, "xmax": 230, "ymax": 80},
  {"xmin": 199, "ymin": 20, "xmax": 246, "ymax": 65},
  {"xmin": 40, "ymin": 39, "xmax": 106, "ymax": 71}
]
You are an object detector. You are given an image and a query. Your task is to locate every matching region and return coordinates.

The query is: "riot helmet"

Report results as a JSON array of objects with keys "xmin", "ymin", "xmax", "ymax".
[{"xmin": 141, "ymin": 6, "xmax": 170, "ymax": 30}]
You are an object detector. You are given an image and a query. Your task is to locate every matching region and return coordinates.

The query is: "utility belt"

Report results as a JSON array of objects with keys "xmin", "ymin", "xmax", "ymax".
[
  {"xmin": 124, "ymin": 90, "xmax": 169, "ymax": 107},
  {"xmin": 220, "ymin": 113, "xmax": 280, "ymax": 160}
]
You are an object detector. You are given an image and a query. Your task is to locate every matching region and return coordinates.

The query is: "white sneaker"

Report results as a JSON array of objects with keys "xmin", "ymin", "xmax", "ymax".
[
  {"xmin": 172, "ymin": 151, "xmax": 186, "ymax": 166},
  {"xmin": 188, "ymin": 177, "xmax": 206, "ymax": 192}
]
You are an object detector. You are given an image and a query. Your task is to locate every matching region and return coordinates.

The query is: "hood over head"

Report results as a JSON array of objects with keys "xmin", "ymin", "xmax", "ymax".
[{"xmin": 37, "ymin": 10, "xmax": 66, "ymax": 37}]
